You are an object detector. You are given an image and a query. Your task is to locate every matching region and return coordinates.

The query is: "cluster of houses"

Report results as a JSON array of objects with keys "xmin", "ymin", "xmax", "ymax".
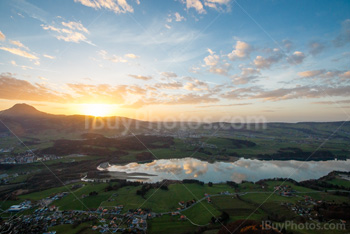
[
  {"xmin": 2, "ymin": 209, "xmax": 100, "ymax": 233},
  {"xmin": 5, "ymin": 199, "xmax": 154, "ymax": 233},
  {"xmin": 0, "ymin": 171, "xmax": 31, "ymax": 184},
  {"xmin": 7, "ymin": 192, "xmax": 68, "ymax": 214},
  {"xmin": 0, "ymin": 147, "xmax": 13, "ymax": 153},
  {"xmin": 281, "ymin": 196, "xmax": 325, "ymax": 221},
  {"xmin": 79, "ymin": 207, "xmax": 152, "ymax": 233},
  {"xmin": 274, "ymin": 185, "xmax": 296, "ymax": 197},
  {"xmin": 0, "ymin": 173, "xmax": 12, "ymax": 184},
  {"xmin": 0, "ymin": 153, "xmax": 61, "ymax": 164},
  {"xmin": 178, "ymin": 199, "xmax": 197, "ymax": 209},
  {"xmin": 8, "ymin": 200, "xmax": 32, "ymax": 212}
]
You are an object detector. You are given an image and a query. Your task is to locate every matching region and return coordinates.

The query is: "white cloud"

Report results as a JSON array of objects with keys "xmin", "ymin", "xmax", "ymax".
[
  {"xmin": 9, "ymin": 40, "xmax": 29, "ymax": 50},
  {"xmin": 228, "ymin": 41, "xmax": 252, "ymax": 60},
  {"xmin": 254, "ymin": 85, "xmax": 350, "ymax": 101},
  {"xmin": 204, "ymin": 53, "xmax": 219, "ymax": 66},
  {"xmin": 334, "ymin": 19, "xmax": 350, "ymax": 47},
  {"xmin": 154, "ymin": 81, "xmax": 183, "ymax": 89},
  {"xmin": 175, "ymin": 12, "xmax": 185, "ymax": 22},
  {"xmin": 207, "ymin": 48, "xmax": 214, "ymax": 55},
  {"xmin": 41, "ymin": 20, "xmax": 92, "ymax": 44},
  {"xmin": 0, "ymin": 47, "xmax": 38, "ymax": 60},
  {"xmin": 298, "ymin": 70, "xmax": 325, "ymax": 78},
  {"xmin": 0, "ymin": 31, "xmax": 5, "ymax": 41},
  {"xmin": 183, "ymin": 0, "xmax": 206, "ymax": 14},
  {"xmin": 99, "ymin": 50, "xmax": 127, "ymax": 63},
  {"xmin": 184, "ymin": 79, "xmax": 209, "ymax": 91},
  {"xmin": 74, "ymin": 0, "xmax": 134, "ymax": 14},
  {"xmin": 204, "ymin": 50, "xmax": 231, "ymax": 75},
  {"xmin": 308, "ymin": 41, "xmax": 325, "ymax": 56},
  {"xmin": 124, "ymin": 53, "xmax": 139, "ymax": 59},
  {"xmin": 286, "ymin": 51, "xmax": 306, "ymax": 65},
  {"xmin": 161, "ymin": 72, "xmax": 177, "ymax": 78},
  {"xmin": 254, "ymin": 51, "xmax": 283, "ymax": 69},
  {"xmin": 38, "ymin": 76, "xmax": 48, "ymax": 80},
  {"xmin": 10, "ymin": 60, "xmax": 33, "ymax": 70},
  {"xmin": 61, "ymin": 21, "xmax": 89, "ymax": 33},
  {"xmin": 231, "ymin": 67, "xmax": 260, "ymax": 85},
  {"xmin": 43, "ymin": 54, "xmax": 56, "ymax": 59},
  {"xmin": 128, "ymin": 74, "xmax": 152, "ymax": 80},
  {"xmin": 182, "ymin": 0, "xmax": 231, "ymax": 13},
  {"xmin": 203, "ymin": 0, "xmax": 231, "ymax": 11},
  {"xmin": 340, "ymin": 71, "xmax": 350, "ymax": 79},
  {"xmin": 298, "ymin": 69, "xmax": 350, "ymax": 84}
]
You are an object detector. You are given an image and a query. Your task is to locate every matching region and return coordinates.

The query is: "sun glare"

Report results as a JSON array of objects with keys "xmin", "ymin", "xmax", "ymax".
[{"xmin": 82, "ymin": 104, "xmax": 112, "ymax": 117}]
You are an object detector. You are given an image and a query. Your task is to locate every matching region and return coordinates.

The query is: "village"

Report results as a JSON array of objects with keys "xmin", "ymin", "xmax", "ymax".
[
  {"xmin": 1, "ymin": 177, "xmax": 349, "ymax": 234},
  {"xmin": 2, "ymin": 187, "xmax": 237, "ymax": 233},
  {"xmin": 0, "ymin": 152, "xmax": 60, "ymax": 165}
]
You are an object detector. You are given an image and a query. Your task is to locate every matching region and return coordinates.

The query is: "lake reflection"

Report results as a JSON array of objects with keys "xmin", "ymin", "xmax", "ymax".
[{"xmin": 103, "ymin": 158, "xmax": 350, "ymax": 183}]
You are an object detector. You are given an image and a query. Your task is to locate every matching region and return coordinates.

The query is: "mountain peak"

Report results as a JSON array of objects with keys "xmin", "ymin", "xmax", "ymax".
[{"xmin": 0, "ymin": 103, "xmax": 47, "ymax": 117}]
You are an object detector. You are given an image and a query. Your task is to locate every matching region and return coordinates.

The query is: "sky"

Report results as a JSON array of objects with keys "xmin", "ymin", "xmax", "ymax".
[{"xmin": 0, "ymin": 0, "xmax": 349, "ymax": 122}]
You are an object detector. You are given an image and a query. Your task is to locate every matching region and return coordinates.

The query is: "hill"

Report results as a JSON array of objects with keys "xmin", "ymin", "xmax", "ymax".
[
  {"xmin": 0, "ymin": 103, "xmax": 51, "ymax": 118},
  {"xmin": 0, "ymin": 104, "xmax": 144, "ymax": 136}
]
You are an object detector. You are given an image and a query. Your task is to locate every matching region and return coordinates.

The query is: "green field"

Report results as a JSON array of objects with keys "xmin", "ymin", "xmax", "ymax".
[
  {"xmin": 182, "ymin": 200, "xmax": 221, "ymax": 225},
  {"xmin": 327, "ymin": 178, "xmax": 350, "ymax": 189},
  {"xmin": 148, "ymin": 215, "xmax": 197, "ymax": 234},
  {"xmin": 211, "ymin": 196, "xmax": 265, "ymax": 221},
  {"xmin": 101, "ymin": 183, "xmax": 236, "ymax": 213}
]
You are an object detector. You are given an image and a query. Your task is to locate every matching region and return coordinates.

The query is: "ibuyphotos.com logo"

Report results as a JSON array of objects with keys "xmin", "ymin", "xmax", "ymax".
[{"xmin": 262, "ymin": 220, "xmax": 346, "ymax": 232}]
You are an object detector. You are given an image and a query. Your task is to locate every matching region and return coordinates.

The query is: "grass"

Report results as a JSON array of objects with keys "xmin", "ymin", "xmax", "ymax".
[
  {"xmin": 8, "ymin": 174, "xmax": 29, "ymax": 183},
  {"xmin": 2, "ymin": 179, "xmax": 349, "ymax": 234},
  {"xmin": 148, "ymin": 214, "xmax": 197, "ymax": 234},
  {"xmin": 211, "ymin": 196, "xmax": 264, "ymax": 218},
  {"xmin": 52, "ymin": 183, "xmax": 117, "ymax": 210},
  {"xmin": 264, "ymin": 181, "xmax": 317, "ymax": 193},
  {"xmin": 327, "ymin": 178, "xmax": 350, "ymax": 189},
  {"xmin": 99, "ymin": 185, "xmax": 145, "ymax": 211},
  {"xmin": 0, "ymin": 200, "xmax": 22, "ymax": 211},
  {"xmin": 101, "ymin": 183, "xmax": 236, "ymax": 213},
  {"xmin": 0, "ymin": 163, "xmax": 44, "ymax": 175},
  {"xmin": 182, "ymin": 200, "xmax": 221, "ymax": 225},
  {"xmin": 238, "ymin": 182, "xmax": 263, "ymax": 192},
  {"xmin": 19, "ymin": 184, "xmax": 72, "ymax": 200},
  {"xmin": 241, "ymin": 193, "xmax": 300, "ymax": 204}
]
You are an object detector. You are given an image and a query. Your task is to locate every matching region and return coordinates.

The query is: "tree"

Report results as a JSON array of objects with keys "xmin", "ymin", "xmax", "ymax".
[{"xmin": 208, "ymin": 182, "xmax": 213, "ymax": 187}]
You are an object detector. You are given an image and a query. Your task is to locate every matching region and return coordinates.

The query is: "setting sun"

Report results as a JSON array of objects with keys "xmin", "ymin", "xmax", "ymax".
[{"xmin": 82, "ymin": 104, "xmax": 112, "ymax": 117}]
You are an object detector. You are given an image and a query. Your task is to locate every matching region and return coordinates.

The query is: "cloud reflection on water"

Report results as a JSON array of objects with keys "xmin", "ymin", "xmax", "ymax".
[{"xmin": 106, "ymin": 158, "xmax": 350, "ymax": 183}]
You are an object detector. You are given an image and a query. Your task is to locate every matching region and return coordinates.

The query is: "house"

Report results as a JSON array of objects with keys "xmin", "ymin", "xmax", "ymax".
[
  {"xmin": 49, "ymin": 205, "xmax": 57, "ymax": 212},
  {"xmin": 8, "ymin": 205, "xmax": 23, "ymax": 212},
  {"xmin": 0, "ymin": 174, "xmax": 9, "ymax": 179},
  {"xmin": 132, "ymin": 218, "xmax": 139, "ymax": 224}
]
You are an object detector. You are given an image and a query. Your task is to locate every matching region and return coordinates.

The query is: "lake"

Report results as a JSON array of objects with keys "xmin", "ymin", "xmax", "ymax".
[{"xmin": 101, "ymin": 157, "xmax": 350, "ymax": 183}]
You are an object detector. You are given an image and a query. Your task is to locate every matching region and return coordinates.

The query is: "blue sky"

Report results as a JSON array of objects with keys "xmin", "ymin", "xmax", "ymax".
[{"xmin": 0, "ymin": 0, "xmax": 349, "ymax": 121}]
